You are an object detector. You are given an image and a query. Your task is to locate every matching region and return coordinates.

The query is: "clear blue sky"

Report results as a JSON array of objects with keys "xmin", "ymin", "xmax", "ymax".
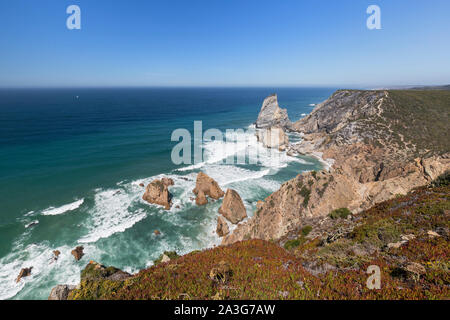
[{"xmin": 0, "ymin": 0, "xmax": 449, "ymax": 87}]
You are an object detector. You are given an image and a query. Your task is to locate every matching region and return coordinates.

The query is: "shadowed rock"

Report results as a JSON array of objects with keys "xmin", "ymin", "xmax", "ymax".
[
  {"xmin": 216, "ymin": 216, "xmax": 230, "ymax": 237},
  {"xmin": 219, "ymin": 189, "xmax": 247, "ymax": 224}
]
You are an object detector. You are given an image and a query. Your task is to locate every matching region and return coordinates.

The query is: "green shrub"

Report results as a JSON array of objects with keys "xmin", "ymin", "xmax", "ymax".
[
  {"xmin": 153, "ymin": 251, "xmax": 179, "ymax": 265},
  {"xmin": 329, "ymin": 208, "xmax": 352, "ymax": 220},
  {"xmin": 301, "ymin": 225, "xmax": 312, "ymax": 236},
  {"xmin": 430, "ymin": 171, "xmax": 450, "ymax": 187}
]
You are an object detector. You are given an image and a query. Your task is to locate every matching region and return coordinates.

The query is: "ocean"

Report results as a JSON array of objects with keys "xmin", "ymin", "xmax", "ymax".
[{"xmin": 0, "ymin": 87, "xmax": 335, "ymax": 299}]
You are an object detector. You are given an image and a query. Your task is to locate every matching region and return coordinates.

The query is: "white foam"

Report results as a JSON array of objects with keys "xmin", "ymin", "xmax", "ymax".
[
  {"xmin": 25, "ymin": 220, "xmax": 39, "ymax": 229},
  {"xmin": 78, "ymin": 189, "xmax": 147, "ymax": 243},
  {"xmin": 41, "ymin": 199, "xmax": 84, "ymax": 216}
]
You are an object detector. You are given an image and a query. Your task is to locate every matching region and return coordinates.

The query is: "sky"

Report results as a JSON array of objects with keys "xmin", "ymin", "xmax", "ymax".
[{"xmin": 0, "ymin": 0, "xmax": 449, "ymax": 88}]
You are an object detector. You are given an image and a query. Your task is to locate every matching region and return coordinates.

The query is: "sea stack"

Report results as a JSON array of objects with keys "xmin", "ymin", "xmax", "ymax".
[
  {"xmin": 193, "ymin": 172, "xmax": 224, "ymax": 205},
  {"xmin": 143, "ymin": 179, "xmax": 173, "ymax": 210}
]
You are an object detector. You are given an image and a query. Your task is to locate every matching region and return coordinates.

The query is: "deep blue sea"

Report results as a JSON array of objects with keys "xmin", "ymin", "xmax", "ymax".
[{"xmin": 0, "ymin": 87, "xmax": 335, "ymax": 299}]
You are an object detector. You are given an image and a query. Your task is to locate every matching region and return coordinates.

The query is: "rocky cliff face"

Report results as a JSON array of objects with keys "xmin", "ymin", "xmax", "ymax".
[
  {"xmin": 223, "ymin": 90, "xmax": 450, "ymax": 245},
  {"xmin": 255, "ymin": 94, "xmax": 291, "ymax": 129}
]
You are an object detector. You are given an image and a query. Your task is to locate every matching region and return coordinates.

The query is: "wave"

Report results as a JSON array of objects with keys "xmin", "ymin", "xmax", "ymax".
[
  {"xmin": 78, "ymin": 189, "xmax": 146, "ymax": 244},
  {"xmin": 41, "ymin": 199, "xmax": 84, "ymax": 216}
]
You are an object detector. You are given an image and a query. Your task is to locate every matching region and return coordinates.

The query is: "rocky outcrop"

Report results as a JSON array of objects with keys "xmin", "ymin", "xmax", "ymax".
[
  {"xmin": 193, "ymin": 172, "xmax": 224, "ymax": 205},
  {"xmin": 256, "ymin": 127, "xmax": 289, "ymax": 151},
  {"xmin": 256, "ymin": 94, "xmax": 291, "ymax": 129},
  {"xmin": 161, "ymin": 177, "xmax": 174, "ymax": 187},
  {"xmin": 223, "ymin": 90, "xmax": 450, "ymax": 245},
  {"xmin": 219, "ymin": 189, "xmax": 247, "ymax": 224},
  {"xmin": 216, "ymin": 216, "xmax": 230, "ymax": 237},
  {"xmin": 16, "ymin": 267, "xmax": 32, "ymax": 283},
  {"xmin": 143, "ymin": 179, "xmax": 172, "ymax": 210},
  {"xmin": 71, "ymin": 246, "xmax": 84, "ymax": 261},
  {"xmin": 48, "ymin": 285, "xmax": 76, "ymax": 300}
]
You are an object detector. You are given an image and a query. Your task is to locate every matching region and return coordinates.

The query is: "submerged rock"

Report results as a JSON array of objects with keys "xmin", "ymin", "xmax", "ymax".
[
  {"xmin": 71, "ymin": 246, "xmax": 84, "ymax": 261},
  {"xmin": 16, "ymin": 267, "xmax": 33, "ymax": 283},
  {"xmin": 255, "ymin": 94, "xmax": 291, "ymax": 129},
  {"xmin": 193, "ymin": 172, "xmax": 224, "ymax": 205},
  {"xmin": 216, "ymin": 216, "xmax": 230, "ymax": 237},
  {"xmin": 143, "ymin": 179, "xmax": 172, "ymax": 210},
  {"xmin": 219, "ymin": 189, "xmax": 247, "ymax": 224}
]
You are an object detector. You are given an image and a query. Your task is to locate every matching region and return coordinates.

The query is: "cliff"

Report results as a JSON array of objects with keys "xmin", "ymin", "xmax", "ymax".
[
  {"xmin": 222, "ymin": 89, "xmax": 450, "ymax": 244},
  {"xmin": 62, "ymin": 179, "xmax": 450, "ymax": 300}
]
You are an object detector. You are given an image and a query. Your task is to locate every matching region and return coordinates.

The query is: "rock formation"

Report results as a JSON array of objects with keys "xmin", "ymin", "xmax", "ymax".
[
  {"xmin": 219, "ymin": 189, "xmax": 247, "ymax": 224},
  {"xmin": 48, "ymin": 285, "xmax": 76, "ymax": 300},
  {"xmin": 143, "ymin": 179, "xmax": 172, "ymax": 210},
  {"xmin": 16, "ymin": 267, "xmax": 32, "ymax": 283},
  {"xmin": 193, "ymin": 172, "xmax": 224, "ymax": 205},
  {"xmin": 255, "ymin": 94, "xmax": 291, "ymax": 129},
  {"xmin": 216, "ymin": 216, "xmax": 230, "ymax": 237},
  {"xmin": 71, "ymin": 246, "xmax": 84, "ymax": 261}
]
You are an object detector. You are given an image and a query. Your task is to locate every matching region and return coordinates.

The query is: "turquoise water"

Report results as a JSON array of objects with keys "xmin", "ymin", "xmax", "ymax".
[{"xmin": 0, "ymin": 87, "xmax": 335, "ymax": 299}]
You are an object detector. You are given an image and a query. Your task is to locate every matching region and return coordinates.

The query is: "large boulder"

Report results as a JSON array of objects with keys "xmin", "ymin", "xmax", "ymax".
[
  {"xmin": 256, "ymin": 127, "xmax": 289, "ymax": 151},
  {"xmin": 193, "ymin": 172, "xmax": 224, "ymax": 205},
  {"xmin": 71, "ymin": 246, "xmax": 84, "ymax": 261},
  {"xmin": 219, "ymin": 189, "xmax": 247, "ymax": 224},
  {"xmin": 255, "ymin": 94, "xmax": 291, "ymax": 129},
  {"xmin": 48, "ymin": 285, "xmax": 76, "ymax": 300},
  {"xmin": 216, "ymin": 216, "xmax": 230, "ymax": 237},
  {"xmin": 143, "ymin": 179, "xmax": 172, "ymax": 210},
  {"xmin": 16, "ymin": 267, "xmax": 32, "ymax": 283}
]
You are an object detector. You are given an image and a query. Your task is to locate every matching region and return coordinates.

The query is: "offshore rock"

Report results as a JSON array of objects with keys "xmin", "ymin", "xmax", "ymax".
[
  {"xmin": 255, "ymin": 94, "xmax": 291, "ymax": 129},
  {"xmin": 193, "ymin": 172, "xmax": 224, "ymax": 205},
  {"xmin": 219, "ymin": 189, "xmax": 247, "ymax": 224}
]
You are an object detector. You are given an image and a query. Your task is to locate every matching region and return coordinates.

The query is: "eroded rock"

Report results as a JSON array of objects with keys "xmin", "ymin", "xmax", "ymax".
[
  {"xmin": 71, "ymin": 246, "xmax": 84, "ymax": 261},
  {"xmin": 143, "ymin": 179, "xmax": 172, "ymax": 210},
  {"xmin": 219, "ymin": 189, "xmax": 247, "ymax": 224},
  {"xmin": 193, "ymin": 172, "xmax": 224, "ymax": 205},
  {"xmin": 255, "ymin": 94, "xmax": 291, "ymax": 129},
  {"xmin": 16, "ymin": 267, "xmax": 32, "ymax": 283}
]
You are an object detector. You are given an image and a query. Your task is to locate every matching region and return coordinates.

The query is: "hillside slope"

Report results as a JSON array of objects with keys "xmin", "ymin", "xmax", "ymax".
[{"xmin": 66, "ymin": 178, "xmax": 449, "ymax": 300}]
